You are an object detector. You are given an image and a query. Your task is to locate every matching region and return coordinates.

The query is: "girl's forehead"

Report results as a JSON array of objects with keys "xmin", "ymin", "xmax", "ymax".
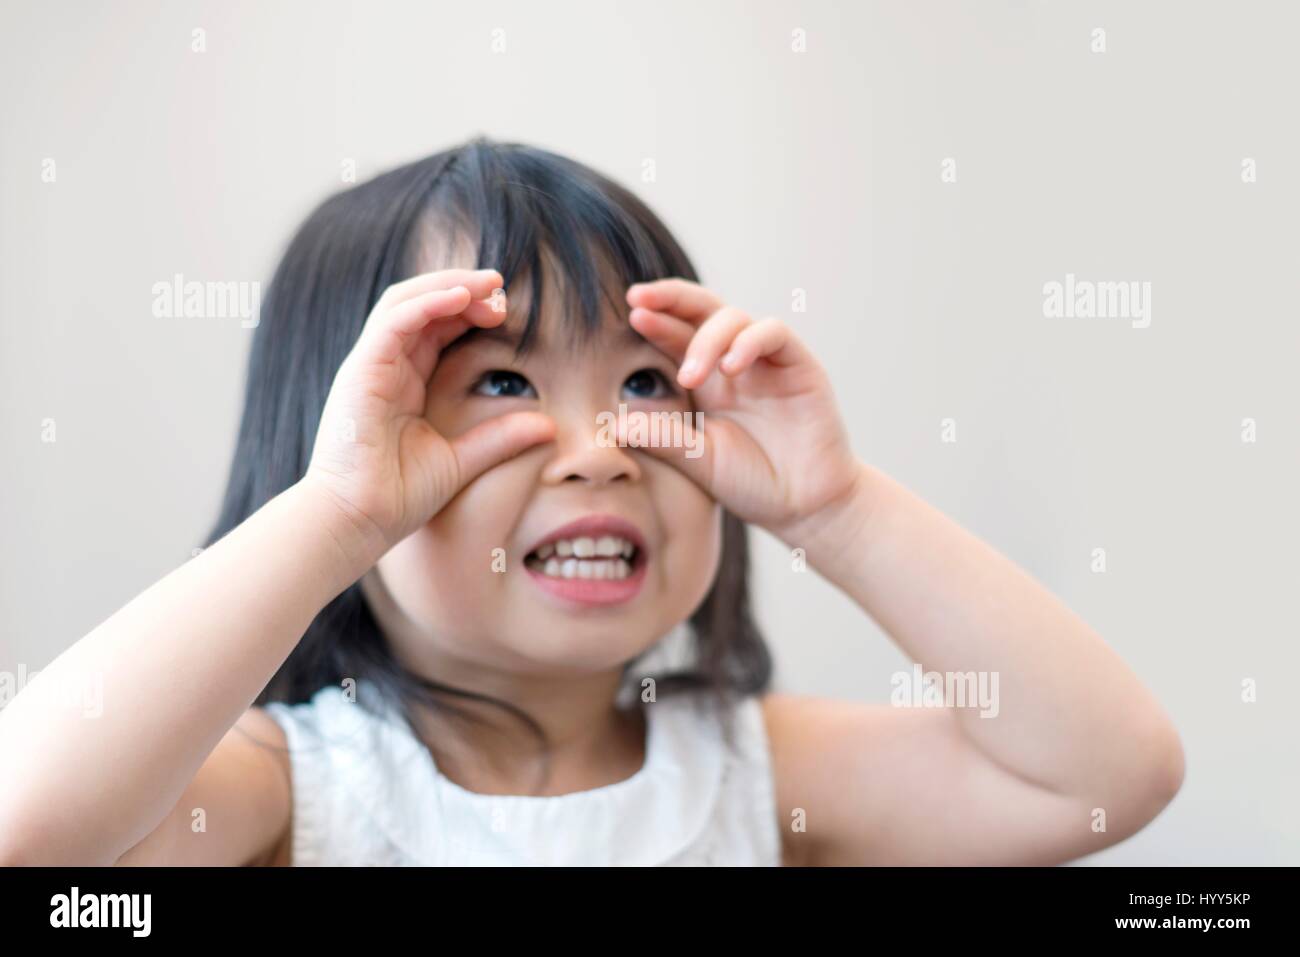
[
  {"xmin": 501, "ymin": 301, "xmax": 648, "ymax": 357},
  {"xmin": 502, "ymin": 265, "xmax": 643, "ymax": 353}
]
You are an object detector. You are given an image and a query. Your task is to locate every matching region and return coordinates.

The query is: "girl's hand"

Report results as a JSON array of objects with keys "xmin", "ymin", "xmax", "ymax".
[
  {"xmin": 625, "ymin": 278, "xmax": 861, "ymax": 541},
  {"xmin": 303, "ymin": 268, "xmax": 555, "ymax": 565}
]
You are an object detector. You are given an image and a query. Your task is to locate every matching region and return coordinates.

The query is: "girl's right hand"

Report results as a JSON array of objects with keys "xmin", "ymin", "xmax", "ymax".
[{"xmin": 301, "ymin": 268, "xmax": 555, "ymax": 568}]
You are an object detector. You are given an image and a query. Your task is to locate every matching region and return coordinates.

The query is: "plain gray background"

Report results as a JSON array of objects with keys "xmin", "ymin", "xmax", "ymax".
[{"xmin": 2, "ymin": 1, "xmax": 1296, "ymax": 865}]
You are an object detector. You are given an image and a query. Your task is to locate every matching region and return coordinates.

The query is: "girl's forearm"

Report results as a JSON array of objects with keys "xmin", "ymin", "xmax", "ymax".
[
  {"xmin": 777, "ymin": 463, "xmax": 1183, "ymax": 804},
  {"xmin": 0, "ymin": 479, "xmax": 373, "ymax": 865}
]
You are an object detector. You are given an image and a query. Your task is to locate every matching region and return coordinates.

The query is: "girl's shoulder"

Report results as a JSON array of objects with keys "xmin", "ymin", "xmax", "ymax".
[
  {"xmin": 260, "ymin": 682, "xmax": 402, "ymax": 784},
  {"xmin": 755, "ymin": 692, "xmax": 833, "ymax": 866},
  {"xmin": 261, "ymin": 682, "xmax": 375, "ymax": 735}
]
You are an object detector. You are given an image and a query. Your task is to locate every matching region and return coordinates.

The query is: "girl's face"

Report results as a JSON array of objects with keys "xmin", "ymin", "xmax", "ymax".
[{"xmin": 361, "ymin": 269, "xmax": 722, "ymax": 680}]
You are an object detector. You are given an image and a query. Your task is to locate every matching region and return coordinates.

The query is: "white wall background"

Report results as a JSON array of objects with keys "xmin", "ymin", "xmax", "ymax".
[{"xmin": 2, "ymin": 0, "xmax": 1295, "ymax": 864}]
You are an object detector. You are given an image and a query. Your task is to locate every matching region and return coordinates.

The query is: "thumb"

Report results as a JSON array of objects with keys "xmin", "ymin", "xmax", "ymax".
[
  {"xmin": 615, "ymin": 409, "xmax": 716, "ymax": 491},
  {"xmin": 450, "ymin": 412, "xmax": 556, "ymax": 488}
]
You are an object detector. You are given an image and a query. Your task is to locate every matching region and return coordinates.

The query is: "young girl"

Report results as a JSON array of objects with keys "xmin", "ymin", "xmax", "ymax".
[{"xmin": 0, "ymin": 138, "xmax": 1184, "ymax": 866}]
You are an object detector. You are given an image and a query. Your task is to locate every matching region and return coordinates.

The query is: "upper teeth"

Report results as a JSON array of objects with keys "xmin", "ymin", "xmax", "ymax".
[{"xmin": 533, "ymin": 536, "xmax": 635, "ymax": 560}]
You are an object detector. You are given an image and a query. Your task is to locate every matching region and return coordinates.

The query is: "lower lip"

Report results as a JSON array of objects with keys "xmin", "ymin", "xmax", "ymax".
[{"xmin": 524, "ymin": 556, "xmax": 647, "ymax": 607}]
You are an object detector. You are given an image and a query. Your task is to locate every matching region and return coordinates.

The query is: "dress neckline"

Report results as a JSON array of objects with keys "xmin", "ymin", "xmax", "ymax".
[
  {"xmin": 308, "ymin": 680, "xmax": 732, "ymax": 865},
  {"xmin": 412, "ymin": 698, "xmax": 658, "ymax": 803}
]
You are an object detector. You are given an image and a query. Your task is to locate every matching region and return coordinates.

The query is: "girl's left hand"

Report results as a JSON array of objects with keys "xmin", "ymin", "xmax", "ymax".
[{"xmin": 625, "ymin": 278, "xmax": 862, "ymax": 539}]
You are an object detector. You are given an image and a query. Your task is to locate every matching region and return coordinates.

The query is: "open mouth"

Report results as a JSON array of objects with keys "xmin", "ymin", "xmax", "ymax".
[
  {"xmin": 522, "ymin": 516, "xmax": 648, "ymax": 606},
  {"xmin": 524, "ymin": 535, "xmax": 640, "ymax": 580}
]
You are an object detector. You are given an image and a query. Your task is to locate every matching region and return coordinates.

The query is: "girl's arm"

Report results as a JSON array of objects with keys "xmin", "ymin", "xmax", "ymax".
[
  {"xmin": 113, "ymin": 706, "xmax": 293, "ymax": 866},
  {"xmin": 764, "ymin": 464, "xmax": 1184, "ymax": 865},
  {"xmin": 0, "ymin": 268, "xmax": 553, "ymax": 865},
  {"xmin": 0, "ymin": 480, "xmax": 370, "ymax": 866}
]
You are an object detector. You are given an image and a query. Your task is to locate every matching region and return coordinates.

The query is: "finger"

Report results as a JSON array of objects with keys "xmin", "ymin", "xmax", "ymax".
[
  {"xmin": 378, "ymin": 268, "xmax": 504, "ymax": 308},
  {"xmin": 677, "ymin": 306, "xmax": 752, "ymax": 389},
  {"xmin": 718, "ymin": 317, "xmax": 809, "ymax": 375},
  {"xmin": 358, "ymin": 286, "xmax": 473, "ymax": 366},
  {"xmin": 616, "ymin": 411, "xmax": 713, "ymax": 490},
  {"xmin": 365, "ymin": 285, "xmax": 509, "ymax": 368},
  {"xmin": 628, "ymin": 307, "xmax": 695, "ymax": 362},
  {"xmin": 408, "ymin": 289, "xmax": 510, "ymax": 381},
  {"xmin": 449, "ymin": 412, "xmax": 556, "ymax": 489},
  {"xmin": 626, "ymin": 278, "xmax": 725, "ymax": 325},
  {"xmin": 459, "ymin": 290, "xmax": 510, "ymax": 326},
  {"xmin": 409, "ymin": 316, "xmax": 469, "ymax": 383}
]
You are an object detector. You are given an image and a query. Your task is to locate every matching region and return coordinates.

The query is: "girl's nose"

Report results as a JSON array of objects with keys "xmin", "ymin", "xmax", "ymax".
[{"xmin": 539, "ymin": 408, "xmax": 642, "ymax": 486}]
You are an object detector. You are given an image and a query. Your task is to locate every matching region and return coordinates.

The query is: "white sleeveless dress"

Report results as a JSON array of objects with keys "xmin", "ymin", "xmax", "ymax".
[{"xmin": 263, "ymin": 680, "xmax": 783, "ymax": 866}]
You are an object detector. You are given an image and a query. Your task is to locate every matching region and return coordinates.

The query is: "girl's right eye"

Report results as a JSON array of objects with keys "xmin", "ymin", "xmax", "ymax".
[{"xmin": 472, "ymin": 370, "xmax": 536, "ymax": 399}]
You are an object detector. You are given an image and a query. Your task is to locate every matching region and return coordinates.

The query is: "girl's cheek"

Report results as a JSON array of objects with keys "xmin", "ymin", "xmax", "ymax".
[
  {"xmin": 652, "ymin": 468, "xmax": 724, "ymax": 596},
  {"xmin": 374, "ymin": 460, "xmax": 533, "ymax": 619},
  {"xmin": 668, "ymin": 506, "xmax": 724, "ymax": 619},
  {"xmin": 427, "ymin": 461, "xmax": 530, "ymax": 555}
]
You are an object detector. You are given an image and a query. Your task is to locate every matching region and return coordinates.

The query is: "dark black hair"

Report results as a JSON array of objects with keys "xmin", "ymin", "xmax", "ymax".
[{"xmin": 206, "ymin": 137, "xmax": 772, "ymax": 784}]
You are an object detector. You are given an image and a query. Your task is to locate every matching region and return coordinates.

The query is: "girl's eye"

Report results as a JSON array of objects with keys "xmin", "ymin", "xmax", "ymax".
[
  {"xmin": 623, "ymin": 368, "xmax": 675, "ymax": 400},
  {"xmin": 472, "ymin": 370, "xmax": 536, "ymax": 399}
]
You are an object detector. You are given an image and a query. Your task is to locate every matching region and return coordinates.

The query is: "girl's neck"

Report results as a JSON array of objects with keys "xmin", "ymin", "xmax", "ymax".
[{"xmin": 403, "ymin": 671, "xmax": 649, "ymax": 797}]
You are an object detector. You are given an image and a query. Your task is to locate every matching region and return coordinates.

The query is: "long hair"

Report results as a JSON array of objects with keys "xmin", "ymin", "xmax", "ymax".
[{"xmin": 206, "ymin": 137, "xmax": 772, "ymax": 780}]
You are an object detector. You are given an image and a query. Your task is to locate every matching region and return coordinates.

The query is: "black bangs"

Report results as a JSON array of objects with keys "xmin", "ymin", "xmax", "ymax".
[{"xmin": 415, "ymin": 137, "xmax": 698, "ymax": 356}]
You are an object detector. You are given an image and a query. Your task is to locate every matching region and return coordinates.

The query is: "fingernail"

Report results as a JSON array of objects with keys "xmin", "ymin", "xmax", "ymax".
[{"xmin": 678, "ymin": 358, "xmax": 700, "ymax": 382}]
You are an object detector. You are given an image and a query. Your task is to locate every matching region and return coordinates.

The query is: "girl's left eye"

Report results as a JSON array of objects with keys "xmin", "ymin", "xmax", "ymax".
[
  {"xmin": 622, "ymin": 368, "xmax": 675, "ymax": 400},
  {"xmin": 472, "ymin": 370, "xmax": 536, "ymax": 398}
]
